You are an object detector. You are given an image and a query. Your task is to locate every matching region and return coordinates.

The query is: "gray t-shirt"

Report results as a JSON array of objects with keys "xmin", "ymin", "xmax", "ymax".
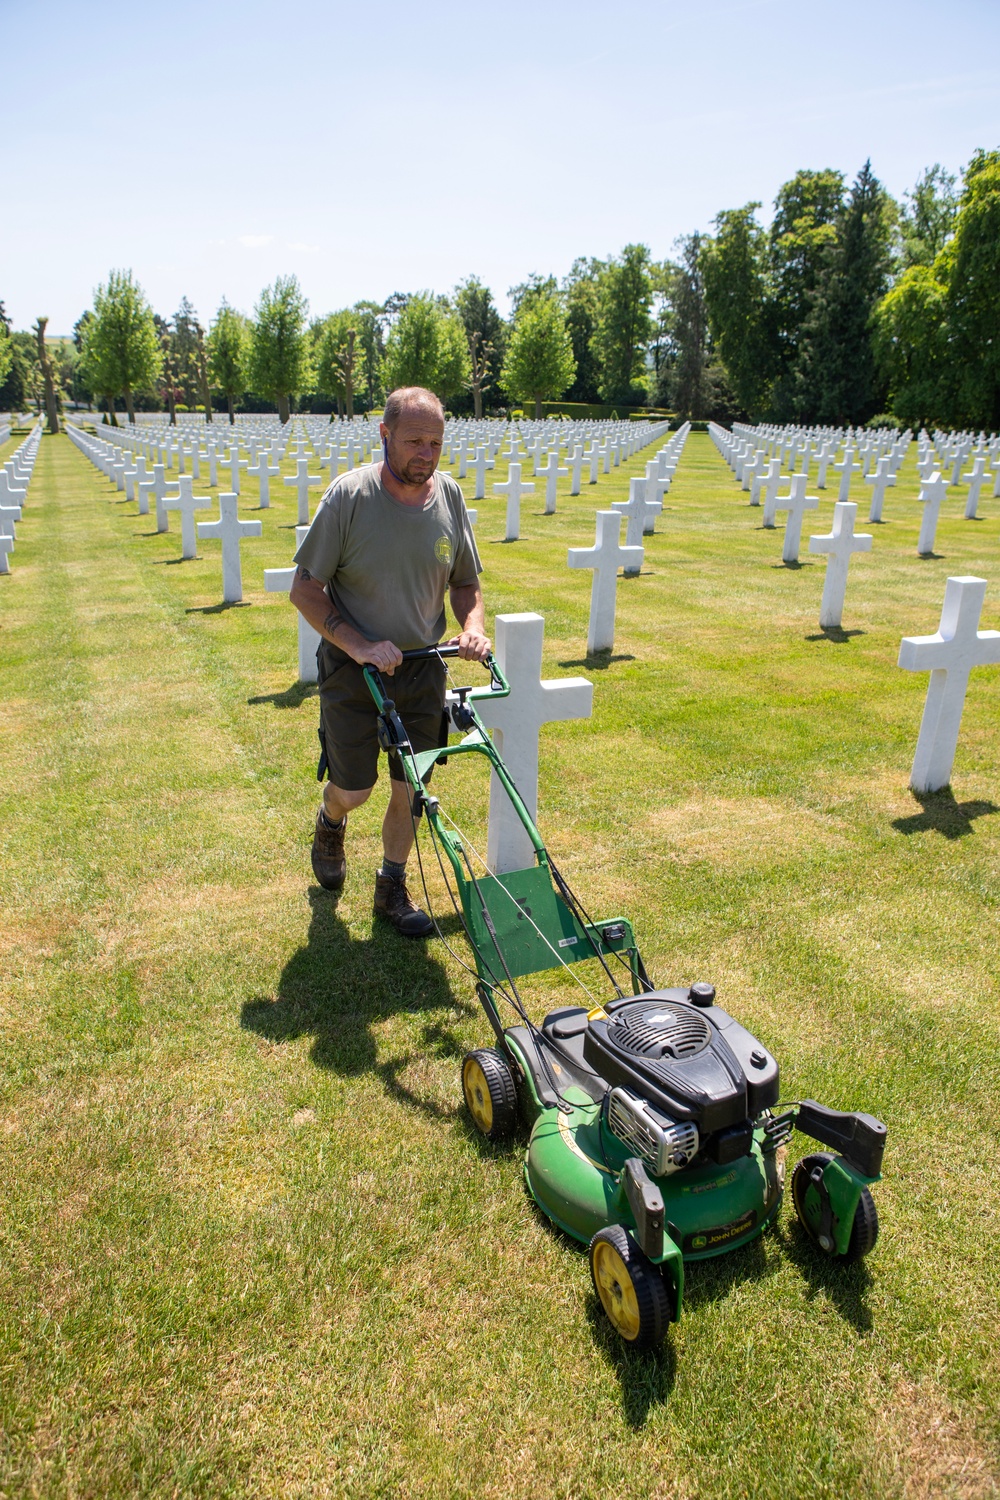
[{"xmin": 294, "ymin": 462, "xmax": 482, "ymax": 650}]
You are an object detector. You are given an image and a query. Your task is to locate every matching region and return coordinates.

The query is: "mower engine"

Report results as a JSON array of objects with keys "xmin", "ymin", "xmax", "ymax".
[{"xmin": 586, "ymin": 983, "xmax": 779, "ymax": 1172}]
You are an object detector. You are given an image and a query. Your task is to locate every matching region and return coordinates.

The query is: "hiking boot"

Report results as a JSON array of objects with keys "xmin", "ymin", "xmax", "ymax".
[
  {"xmin": 373, "ymin": 871, "xmax": 433, "ymax": 937},
  {"xmin": 311, "ymin": 808, "xmax": 347, "ymax": 890}
]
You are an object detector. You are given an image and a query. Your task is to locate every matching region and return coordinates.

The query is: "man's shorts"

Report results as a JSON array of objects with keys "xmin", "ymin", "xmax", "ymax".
[{"xmin": 316, "ymin": 640, "xmax": 448, "ymax": 791}]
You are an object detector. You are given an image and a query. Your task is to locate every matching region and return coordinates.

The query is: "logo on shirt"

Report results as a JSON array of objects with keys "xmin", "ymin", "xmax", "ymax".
[{"xmin": 434, "ymin": 534, "xmax": 452, "ymax": 566}]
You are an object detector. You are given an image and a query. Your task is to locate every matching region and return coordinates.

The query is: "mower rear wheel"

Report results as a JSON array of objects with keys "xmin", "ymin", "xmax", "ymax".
[
  {"xmin": 791, "ymin": 1151, "xmax": 880, "ymax": 1261},
  {"xmin": 589, "ymin": 1225, "xmax": 670, "ymax": 1350},
  {"xmin": 462, "ymin": 1048, "xmax": 518, "ymax": 1140}
]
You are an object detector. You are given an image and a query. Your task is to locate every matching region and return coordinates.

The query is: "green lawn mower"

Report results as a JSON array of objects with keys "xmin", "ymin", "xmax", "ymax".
[{"xmin": 364, "ymin": 646, "xmax": 887, "ymax": 1350}]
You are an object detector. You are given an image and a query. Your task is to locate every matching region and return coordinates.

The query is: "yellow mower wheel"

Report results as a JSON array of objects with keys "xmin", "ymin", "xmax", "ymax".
[
  {"xmin": 589, "ymin": 1225, "xmax": 669, "ymax": 1349},
  {"xmin": 462, "ymin": 1048, "xmax": 518, "ymax": 1141}
]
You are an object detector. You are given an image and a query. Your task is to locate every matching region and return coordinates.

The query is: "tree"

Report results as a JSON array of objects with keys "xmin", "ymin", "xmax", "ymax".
[
  {"xmin": 382, "ymin": 294, "xmax": 469, "ymax": 403},
  {"xmin": 702, "ymin": 205, "xmax": 778, "ymax": 419},
  {"xmin": 508, "ymin": 274, "xmax": 557, "ymax": 318},
  {"xmin": 672, "ymin": 234, "xmax": 712, "ymax": 419},
  {"xmin": 315, "ymin": 309, "xmax": 363, "ymax": 418},
  {"xmin": 561, "ymin": 258, "xmax": 604, "ymax": 403},
  {"xmin": 941, "ymin": 149, "xmax": 1000, "ymax": 430},
  {"xmin": 170, "ymin": 295, "xmax": 200, "ymax": 405},
  {"xmin": 768, "ymin": 169, "xmax": 845, "ymax": 420},
  {"xmin": 33, "ymin": 318, "xmax": 61, "ymax": 432},
  {"xmin": 0, "ymin": 302, "xmax": 13, "ymax": 392},
  {"xmin": 453, "ymin": 277, "xmax": 505, "ymax": 417},
  {"xmin": 593, "ymin": 244, "xmax": 654, "ymax": 405},
  {"xmin": 500, "ymin": 291, "xmax": 575, "ymax": 418},
  {"xmin": 873, "ymin": 265, "xmax": 950, "ymax": 427},
  {"xmin": 353, "ymin": 301, "xmax": 386, "ymax": 412},
  {"xmin": 797, "ymin": 160, "xmax": 895, "ymax": 424},
  {"xmin": 248, "ymin": 275, "xmax": 311, "ymax": 423},
  {"xmin": 81, "ymin": 269, "xmax": 161, "ymax": 424},
  {"xmin": 901, "ymin": 164, "xmax": 959, "ymax": 269},
  {"xmin": 194, "ymin": 322, "xmax": 214, "ymax": 422},
  {"xmin": 207, "ymin": 301, "xmax": 250, "ymax": 424}
]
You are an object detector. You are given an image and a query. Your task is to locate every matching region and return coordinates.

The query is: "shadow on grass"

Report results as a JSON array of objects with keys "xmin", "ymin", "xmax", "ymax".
[
  {"xmin": 778, "ymin": 1220, "xmax": 874, "ymax": 1332},
  {"xmin": 584, "ymin": 1295, "xmax": 677, "ymax": 1425},
  {"xmin": 186, "ymin": 600, "xmax": 252, "ymax": 615},
  {"xmin": 240, "ymin": 887, "xmax": 473, "ymax": 1118},
  {"xmin": 771, "ymin": 559, "xmax": 813, "ymax": 570},
  {"xmin": 558, "ymin": 653, "xmax": 635, "ymax": 670},
  {"xmin": 892, "ymin": 788, "xmax": 999, "ymax": 839},
  {"xmin": 247, "ymin": 681, "xmax": 319, "ymax": 709},
  {"xmin": 804, "ymin": 626, "xmax": 865, "ymax": 643}
]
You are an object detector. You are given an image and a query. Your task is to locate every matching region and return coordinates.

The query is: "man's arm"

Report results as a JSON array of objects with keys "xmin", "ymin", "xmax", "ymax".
[
  {"xmin": 447, "ymin": 581, "xmax": 491, "ymax": 661},
  {"xmin": 289, "ymin": 566, "xmax": 403, "ymax": 675}
]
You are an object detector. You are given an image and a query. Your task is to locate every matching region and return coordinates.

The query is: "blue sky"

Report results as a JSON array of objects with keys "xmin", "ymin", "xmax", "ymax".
[{"xmin": 2, "ymin": 0, "xmax": 997, "ymax": 333}]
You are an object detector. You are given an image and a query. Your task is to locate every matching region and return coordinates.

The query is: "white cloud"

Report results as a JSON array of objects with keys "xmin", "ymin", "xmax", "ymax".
[
  {"xmin": 238, "ymin": 234, "xmax": 274, "ymax": 248},
  {"xmin": 286, "ymin": 241, "xmax": 320, "ymax": 253}
]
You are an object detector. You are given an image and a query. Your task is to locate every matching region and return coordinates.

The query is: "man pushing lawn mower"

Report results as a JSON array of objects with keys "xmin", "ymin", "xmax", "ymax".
[{"xmin": 289, "ymin": 386, "xmax": 490, "ymax": 935}]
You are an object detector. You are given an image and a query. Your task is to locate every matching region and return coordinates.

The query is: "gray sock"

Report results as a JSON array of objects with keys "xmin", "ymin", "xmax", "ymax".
[
  {"xmin": 321, "ymin": 810, "xmax": 345, "ymax": 830},
  {"xmin": 379, "ymin": 856, "xmax": 407, "ymax": 881}
]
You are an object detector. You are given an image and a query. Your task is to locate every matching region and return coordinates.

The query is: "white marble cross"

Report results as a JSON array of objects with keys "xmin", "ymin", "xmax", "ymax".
[
  {"xmin": 774, "ymin": 474, "xmax": 819, "ymax": 563},
  {"xmin": 0, "ymin": 534, "xmax": 13, "ymax": 574},
  {"xmin": 568, "ymin": 510, "xmax": 643, "ymax": 654},
  {"xmin": 222, "ymin": 445, "xmax": 246, "ymax": 495},
  {"xmin": 247, "ymin": 450, "xmax": 281, "ymax": 509},
  {"xmin": 537, "ymin": 450, "xmax": 568, "ymax": 515},
  {"xmin": 196, "ymin": 492, "xmax": 263, "ymax": 602},
  {"xmin": 761, "ymin": 463, "xmax": 789, "ymax": 525},
  {"xmin": 0, "ymin": 471, "xmax": 26, "ymax": 510},
  {"xmin": 898, "ymin": 576, "xmax": 1000, "ymax": 793},
  {"xmin": 470, "ymin": 612, "xmax": 593, "ymax": 874},
  {"xmin": 139, "ymin": 464, "xmax": 171, "ymax": 533},
  {"xmin": 612, "ymin": 477, "xmax": 657, "ymax": 572},
  {"xmin": 164, "ymin": 475, "xmax": 212, "ymax": 559},
  {"xmin": 568, "ymin": 444, "xmax": 585, "ymax": 496},
  {"xmin": 494, "ymin": 462, "xmax": 534, "ymax": 541},
  {"xmin": 284, "ymin": 457, "xmax": 323, "ymax": 524},
  {"xmin": 865, "ymin": 456, "xmax": 895, "ymax": 522},
  {"xmin": 964, "ymin": 456, "xmax": 988, "ymax": 520},
  {"xmin": 917, "ymin": 471, "xmax": 948, "ymax": 556},
  {"xmin": 808, "ymin": 501, "xmax": 872, "ymax": 629},
  {"xmin": 833, "ymin": 447, "xmax": 862, "ymax": 502},
  {"xmin": 265, "ymin": 525, "xmax": 320, "ymax": 682},
  {"xmin": 470, "ymin": 446, "xmax": 494, "ymax": 500}
]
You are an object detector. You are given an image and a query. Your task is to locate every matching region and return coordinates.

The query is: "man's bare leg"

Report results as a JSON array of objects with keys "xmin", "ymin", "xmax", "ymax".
[
  {"xmin": 382, "ymin": 777, "xmax": 419, "ymax": 864},
  {"xmin": 313, "ymin": 782, "xmax": 371, "ymax": 891}
]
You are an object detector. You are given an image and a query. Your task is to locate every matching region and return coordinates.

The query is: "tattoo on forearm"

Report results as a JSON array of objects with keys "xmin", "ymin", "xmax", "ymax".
[
  {"xmin": 323, "ymin": 610, "xmax": 344, "ymax": 641},
  {"xmin": 298, "ymin": 567, "xmax": 312, "ymax": 581}
]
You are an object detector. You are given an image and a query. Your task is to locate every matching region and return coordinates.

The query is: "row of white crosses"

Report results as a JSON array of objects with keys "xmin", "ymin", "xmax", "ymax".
[
  {"xmin": 563, "ymin": 426, "xmax": 692, "ymax": 653},
  {"xmin": 67, "ymin": 423, "xmax": 264, "ymax": 601},
  {"xmin": 0, "ymin": 420, "xmax": 42, "ymax": 573}
]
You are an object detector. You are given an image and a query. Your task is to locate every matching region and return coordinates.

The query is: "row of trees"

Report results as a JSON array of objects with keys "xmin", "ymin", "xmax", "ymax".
[
  {"xmin": 4, "ymin": 148, "xmax": 995, "ymax": 429},
  {"xmin": 703, "ymin": 151, "xmax": 1000, "ymax": 430}
]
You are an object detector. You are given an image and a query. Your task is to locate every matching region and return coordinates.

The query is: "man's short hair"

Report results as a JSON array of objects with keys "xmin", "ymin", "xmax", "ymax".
[{"xmin": 383, "ymin": 387, "xmax": 445, "ymax": 429}]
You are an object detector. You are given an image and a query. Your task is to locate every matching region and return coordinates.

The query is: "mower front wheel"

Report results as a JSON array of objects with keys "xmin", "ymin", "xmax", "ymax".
[
  {"xmin": 791, "ymin": 1151, "xmax": 880, "ymax": 1261},
  {"xmin": 462, "ymin": 1048, "xmax": 518, "ymax": 1141},
  {"xmin": 589, "ymin": 1225, "xmax": 670, "ymax": 1350}
]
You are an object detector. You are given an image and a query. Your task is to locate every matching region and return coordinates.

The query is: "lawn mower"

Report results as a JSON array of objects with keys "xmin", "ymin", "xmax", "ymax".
[{"xmin": 363, "ymin": 645, "xmax": 887, "ymax": 1350}]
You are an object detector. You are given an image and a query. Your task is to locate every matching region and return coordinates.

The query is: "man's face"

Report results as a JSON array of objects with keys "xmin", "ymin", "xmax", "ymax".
[{"xmin": 381, "ymin": 409, "xmax": 444, "ymax": 486}]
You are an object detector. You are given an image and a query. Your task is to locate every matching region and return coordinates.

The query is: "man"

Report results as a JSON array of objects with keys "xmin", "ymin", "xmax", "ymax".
[{"xmin": 289, "ymin": 386, "xmax": 490, "ymax": 936}]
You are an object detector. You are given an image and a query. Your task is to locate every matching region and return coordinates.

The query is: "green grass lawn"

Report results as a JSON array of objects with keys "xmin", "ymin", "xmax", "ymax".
[{"xmin": 1, "ymin": 426, "xmax": 998, "ymax": 1499}]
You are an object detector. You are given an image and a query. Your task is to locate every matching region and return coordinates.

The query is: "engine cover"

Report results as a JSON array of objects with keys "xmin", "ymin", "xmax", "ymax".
[{"xmin": 583, "ymin": 987, "xmax": 780, "ymax": 1135}]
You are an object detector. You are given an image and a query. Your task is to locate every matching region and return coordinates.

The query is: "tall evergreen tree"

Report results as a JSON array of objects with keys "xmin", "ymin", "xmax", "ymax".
[
  {"xmin": 769, "ymin": 169, "xmax": 845, "ymax": 420},
  {"xmin": 672, "ymin": 234, "xmax": 712, "ymax": 419},
  {"xmin": 797, "ymin": 161, "xmax": 894, "ymax": 424}
]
